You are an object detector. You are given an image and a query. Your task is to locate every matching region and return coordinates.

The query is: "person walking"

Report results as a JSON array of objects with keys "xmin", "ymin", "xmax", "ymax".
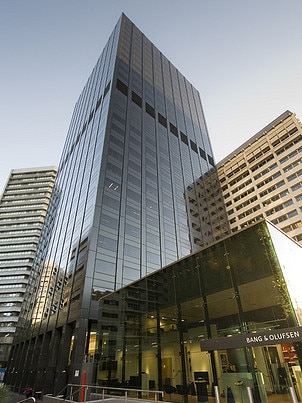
[{"xmin": 24, "ymin": 386, "xmax": 33, "ymax": 399}]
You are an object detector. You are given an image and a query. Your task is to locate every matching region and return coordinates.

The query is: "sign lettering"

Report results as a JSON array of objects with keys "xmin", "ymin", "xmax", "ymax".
[{"xmin": 200, "ymin": 326, "xmax": 302, "ymax": 351}]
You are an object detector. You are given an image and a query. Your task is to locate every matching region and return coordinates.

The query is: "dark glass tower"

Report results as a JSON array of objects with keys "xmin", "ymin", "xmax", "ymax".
[{"xmin": 6, "ymin": 14, "xmax": 228, "ymax": 393}]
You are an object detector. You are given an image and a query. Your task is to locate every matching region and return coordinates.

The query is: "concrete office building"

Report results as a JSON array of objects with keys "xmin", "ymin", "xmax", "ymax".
[
  {"xmin": 0, "ymin": 167, "xmax": 56, "ymax": 369},
  {"xmin": 5, "ymin": 14, "xmax": 229, "ymax": 393},
  {"xmin": 217, "ymin": 110, "xmax": 302, "ymax": 243}
]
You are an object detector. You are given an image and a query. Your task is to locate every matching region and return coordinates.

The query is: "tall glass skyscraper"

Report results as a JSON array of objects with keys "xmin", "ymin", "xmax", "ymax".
[{"xmin": 6, "ymin": 14, "xmax": 229, "ymax": 393}]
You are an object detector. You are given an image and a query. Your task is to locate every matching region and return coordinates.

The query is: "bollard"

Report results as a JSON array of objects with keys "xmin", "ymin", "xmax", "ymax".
[
  {"xmin": 214, "ymin": 385, "xmax": 220, "ymax": 403},
  {"xmin": 289, "ymin": 386, "xmax": 298, "ymax": 403},
  {"xmin": 246, "ymin": 386, "xmax": 254, "ymax": 403}
]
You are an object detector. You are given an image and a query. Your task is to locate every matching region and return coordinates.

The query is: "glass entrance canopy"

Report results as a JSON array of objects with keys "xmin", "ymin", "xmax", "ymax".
[{"xmin": 93, "ymin": 220, "xmax": 302, "ymax": 401}]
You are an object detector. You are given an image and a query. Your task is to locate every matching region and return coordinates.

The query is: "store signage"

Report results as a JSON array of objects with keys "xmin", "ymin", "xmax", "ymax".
[{"xmin": 200, "ymin": 326, "xmax": 302, "ymax": 351}]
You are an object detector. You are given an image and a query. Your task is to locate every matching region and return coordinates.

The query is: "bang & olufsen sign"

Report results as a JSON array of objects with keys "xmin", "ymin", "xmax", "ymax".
[{"xmin": 200, "ymin": 326, "xmax": 302, "ymax": 351}]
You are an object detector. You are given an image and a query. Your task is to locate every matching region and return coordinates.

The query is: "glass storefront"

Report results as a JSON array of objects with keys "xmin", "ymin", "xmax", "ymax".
[{"xmin": 89, "ymin": 220, "xmax": 302, "ymax": 402}]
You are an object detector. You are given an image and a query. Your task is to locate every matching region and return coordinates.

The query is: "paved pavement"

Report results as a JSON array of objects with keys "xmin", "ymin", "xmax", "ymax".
[{"xmin": 7, "ymin": 391, "xmax": 28, "ymax": 403}]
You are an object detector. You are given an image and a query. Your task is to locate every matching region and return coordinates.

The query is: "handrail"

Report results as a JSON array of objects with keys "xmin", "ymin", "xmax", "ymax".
[
  {"xmin": 16, "ymin": 398, "xmax": 36, "ymax": 403},
  {"xmin": 56, "ymin": 383, "xmax": 164, "ymax": 403}
]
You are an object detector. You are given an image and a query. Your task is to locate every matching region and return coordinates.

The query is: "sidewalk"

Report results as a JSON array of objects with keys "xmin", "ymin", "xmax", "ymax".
[{"xmin": 7, "ymin": 391, "xmax": 27, "ymax": 403}]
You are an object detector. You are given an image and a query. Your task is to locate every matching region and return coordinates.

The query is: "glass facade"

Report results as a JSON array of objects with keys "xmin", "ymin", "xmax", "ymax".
[
  {"xmin": 93, "ymin": 220, "xmax": 302, "ymax": 402},
  {"xmin": 5, "ymin": 14, "xmax": 229, "ymax": 394}
]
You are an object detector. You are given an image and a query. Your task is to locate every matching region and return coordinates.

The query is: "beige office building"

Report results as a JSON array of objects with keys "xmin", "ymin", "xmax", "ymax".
[
  {"xmin": 217, "ymin": 110, "xmax": 302, "ymax": 243},
  {"xmin": 0, "ymin": 167, "xmax": 57, "ymax": 367}
]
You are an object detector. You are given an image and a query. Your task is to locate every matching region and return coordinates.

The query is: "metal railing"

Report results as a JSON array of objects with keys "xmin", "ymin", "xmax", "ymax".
[
  {"xmin": 15, "ymin": 398, "xmax": 36, "ymax": 403},
  {"xmin": 52, "ymin": 383, "xmax": 164, "ymax": 403}
]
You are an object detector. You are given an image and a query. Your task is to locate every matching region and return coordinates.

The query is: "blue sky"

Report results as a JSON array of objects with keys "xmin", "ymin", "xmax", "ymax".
[{"xmin": 1, "ymin": 0, "xmax": 302, "ymax": 193}]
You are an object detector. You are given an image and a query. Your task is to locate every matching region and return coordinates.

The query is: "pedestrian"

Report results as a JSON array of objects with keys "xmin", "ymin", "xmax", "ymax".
[{"xmin": 24, "ymin": 386, "xmax": 33, "ymax": 398}]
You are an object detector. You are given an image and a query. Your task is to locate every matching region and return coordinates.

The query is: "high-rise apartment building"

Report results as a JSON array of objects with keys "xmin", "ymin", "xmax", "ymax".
[
  {"xmin": 217, "ymin": 110, "xmax": 302, "ymax": 243},
  {"xmin": 6, "ymin": 14, "xmax": 228, "ymax": 393},
  {"xmin": 0, "ymin": 167, "xmax": 56, "ymax": 367}
]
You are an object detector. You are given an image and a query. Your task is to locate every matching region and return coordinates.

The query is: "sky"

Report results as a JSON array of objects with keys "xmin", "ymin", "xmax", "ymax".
[{"xmin": 1, "ymin": 0, "xmax": 302, "ymax": 194}]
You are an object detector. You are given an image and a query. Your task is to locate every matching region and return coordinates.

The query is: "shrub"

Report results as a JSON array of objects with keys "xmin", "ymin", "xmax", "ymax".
[{"xmin": 0, "ymin": 384, "xmax": 9, "ymax": 403}]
